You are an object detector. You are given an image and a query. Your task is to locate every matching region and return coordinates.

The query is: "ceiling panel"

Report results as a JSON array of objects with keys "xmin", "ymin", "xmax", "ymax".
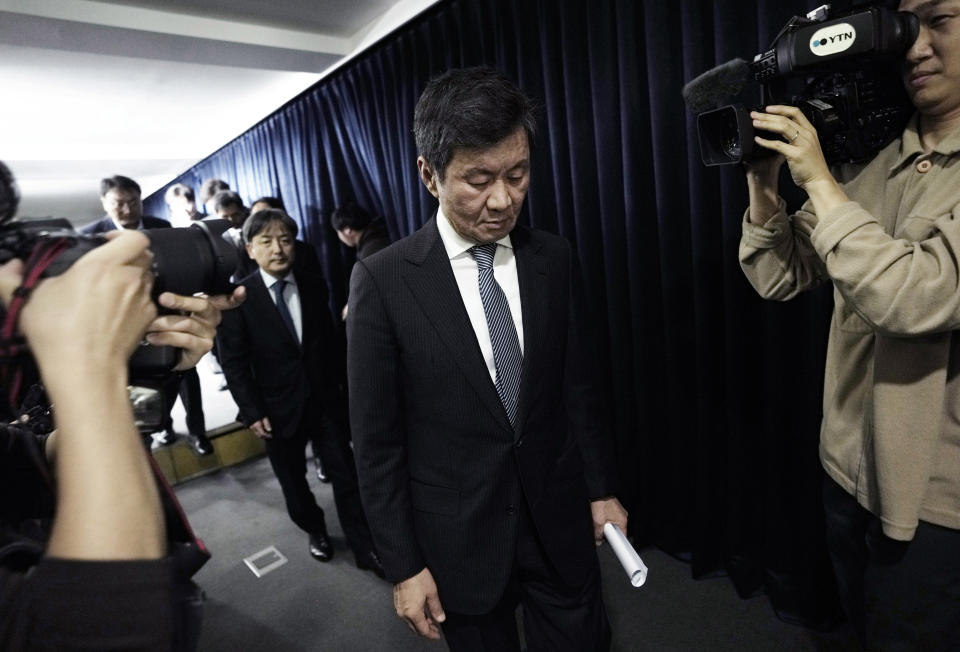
[{"xmin": 95, "ymin": 0, "xmax": 398, "ymax": 35}]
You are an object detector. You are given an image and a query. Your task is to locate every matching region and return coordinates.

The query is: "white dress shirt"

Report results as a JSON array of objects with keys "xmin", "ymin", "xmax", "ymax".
[
  {"xmin": 436, "ymin": 209, "xmax": 524, "ymax": 385},
  {"xmin": 259, "ymin": 267, "xmax": 302, "ymax": 344}
]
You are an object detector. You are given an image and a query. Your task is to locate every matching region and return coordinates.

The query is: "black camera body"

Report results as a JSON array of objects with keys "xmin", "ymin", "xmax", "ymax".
[
  {"xmin": 690, "ymin": 2, "xmax": 919, "ymax": 166},
  {"xmin": 0, "ymin": 218, "xmax": 239, "ymax": 379}
]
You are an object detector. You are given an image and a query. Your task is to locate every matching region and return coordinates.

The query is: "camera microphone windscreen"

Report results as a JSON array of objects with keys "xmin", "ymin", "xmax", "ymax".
[{"xmin": 682, "ymin": 58, "xmax": 751, "ymax": 113}]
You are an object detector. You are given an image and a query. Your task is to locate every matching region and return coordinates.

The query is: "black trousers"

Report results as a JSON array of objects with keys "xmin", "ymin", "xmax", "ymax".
[
  {"xmin": 162, "ymin": 369, "xmax": 205, "ymax": 436},
  {"xmin": 440, "ymin": 502, "xmax": 610, "ymax": 652},
  {"xmin": 822, "ymin": 476, "xmax": 960, "ymax": 651},
  {"xmin": 264, "ymin": 409, "xmax": 374, "ymax": 558}
]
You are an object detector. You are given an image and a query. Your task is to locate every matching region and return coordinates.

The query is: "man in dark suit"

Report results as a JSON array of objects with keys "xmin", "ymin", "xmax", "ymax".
[
  {"xmin": 81, "ymin": 175, "xmax": 171, "ymax": 233},
  {"xmin": 347, "ymin": 67, "xmax": 627, "ymax": 651},
  {"xmin": 251, "ymin": 195, "xmax": 335, "ymax": 483},
  {"xmin": 217, "ymin": 208, "xmax": 383, "ymax": 576},
  {"xmin": 81, "ymin": 175, "xmax": 213, "ymax": 457}
]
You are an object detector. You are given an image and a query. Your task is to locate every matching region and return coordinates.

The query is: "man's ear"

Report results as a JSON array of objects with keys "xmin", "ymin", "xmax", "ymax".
[
  {"xmin": 417, "ymin": 156, "xmax": 440, "ymax": 198},
  {"xmin": 245, "ymin": 241, "xmax": 254, "ymax": 258}
]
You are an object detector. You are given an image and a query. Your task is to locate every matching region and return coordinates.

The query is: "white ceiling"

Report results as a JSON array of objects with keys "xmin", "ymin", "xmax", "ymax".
[{"xmin": 0, "ymin": 0, "xmax": 439, "ymax": 223}]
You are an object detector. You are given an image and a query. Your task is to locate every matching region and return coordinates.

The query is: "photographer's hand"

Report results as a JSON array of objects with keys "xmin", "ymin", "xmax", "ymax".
[
  {"xmin": 751, "ymin": 105, "xmax": 849, "ymax": 218},
  {"xmin": 146, "ymin": 286, "xmax": 246, "ymax": 371},
  {"xmin": 0, "ymin": 230, "xmax": 166, "ymax": 560}
]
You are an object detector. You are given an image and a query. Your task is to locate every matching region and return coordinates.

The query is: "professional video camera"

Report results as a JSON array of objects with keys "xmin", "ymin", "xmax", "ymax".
[
  {"xmin": 0, "ymin": 161, "xmax": 239, "ymax": 428},
  {"xmin": 684, "ymin": 1, "xmax": 919, "ymax": 166}
]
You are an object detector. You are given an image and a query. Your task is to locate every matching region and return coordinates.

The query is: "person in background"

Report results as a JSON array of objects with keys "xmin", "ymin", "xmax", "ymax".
[
  {"xmin": 332, "ymin": 201, "xmax": 391, "ymax": 261},
  {"xmin": 199, "ymin": 178, "xmax": 230, "ymax": 216},
  {"xmin": 212, "ymin": 190, "xmax": 256, "ymax": 279},
  {"xmin": 158, "ymin": 184, "xmax": 214, "ymax": 456},
  {"xmin": 164, "ymin": 183, "xmax": 203, "ymax": 228},
  {"xmin": 331, "ymin": 201, "xmax": 391, "ymax": 321},
  {"xmin": 82, "ymin": 175, "xmax": 170, "ymax": 233},
  {"xmin": 218, "ymin": 209, "xmax": 383, "ymax": 577},
  {"xmin": 250, "ymin": 196, "xmax": 330, "ymax": 483}
]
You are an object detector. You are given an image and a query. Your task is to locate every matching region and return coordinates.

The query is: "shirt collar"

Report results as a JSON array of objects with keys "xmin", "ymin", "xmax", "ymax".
[
  {"xmin": 891, "ymin": 112, "xmax": 960, "ymax": 171},
  {"xmin": 111, "ymin": 216, "xmax": 141, "ymax": 231},
  {"xmin": 435, "ymin": 206, "xmax": 513, "ymax": 260},
  {"xmin": 258, "ymin": 266, "xmax": 296, "ymax": 289}
]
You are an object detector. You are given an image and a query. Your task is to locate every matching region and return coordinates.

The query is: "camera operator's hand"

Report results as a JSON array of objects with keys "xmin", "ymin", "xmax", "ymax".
[
  {"xmin": 146, "ymin": 286, "xmax": 246, "ymax": 372},
  {"xmin": 743, "ymin": 149, "xmax": 786, "ymax": 226},
  {"xmin": 751, "ymin": 105, "xmax": 850, "ymax": 218}
]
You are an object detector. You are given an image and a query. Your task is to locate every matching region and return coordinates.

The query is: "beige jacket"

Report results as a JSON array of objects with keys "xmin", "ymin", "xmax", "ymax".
[{"xmin": 740, "ymin": 115, "xmax": 960, "ymax": 540}]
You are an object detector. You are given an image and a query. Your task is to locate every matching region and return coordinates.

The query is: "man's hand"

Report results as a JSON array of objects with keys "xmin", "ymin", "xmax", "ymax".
[
  {"xmin": 394, "ymin": 567, "xmax": 445, "ymax": 640},
  {"xmin": 591, "ymin": 497, "xmax": 628, "ymax": 546},
  {"xmin": 249, "ymin": 417, "xmax": 273, "ymax": 439},
  {"xmin": 145, "ymin": 286, "xmax": 246, "ymax": 371},
  {"xmin": 750, "ymin": 105, "xmax": 848, "ymax": 217}
]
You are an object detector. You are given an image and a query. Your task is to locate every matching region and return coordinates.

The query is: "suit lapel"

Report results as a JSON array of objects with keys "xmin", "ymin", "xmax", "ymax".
[
  {"xmin": 513, "ymin": 226, "xmax": 548, "ymax": 436},
  {"xmin": 402, "ymin": 218, "xmax": 513, "ymax": 435}
]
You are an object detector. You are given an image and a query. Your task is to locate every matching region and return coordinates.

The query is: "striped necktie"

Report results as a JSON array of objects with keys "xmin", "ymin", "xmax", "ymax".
[{"xmin": 471, "ymin": 243, "xmax": 522, "ymax": 426}]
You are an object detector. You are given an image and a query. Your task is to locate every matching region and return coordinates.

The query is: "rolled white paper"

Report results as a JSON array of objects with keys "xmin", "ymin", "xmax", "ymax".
[{"xmin": 603, "ymin": 522, "xmax": 648, "ymax": 587}]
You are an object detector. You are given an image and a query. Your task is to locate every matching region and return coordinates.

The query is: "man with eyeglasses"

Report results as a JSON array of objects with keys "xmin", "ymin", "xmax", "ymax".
[
  {"xmin": 82, "ymin": 175, "xmax": 170, "ymax": 233},
  {"xmin": 80, "ymin": 176, "xmax": 215, "ymax": 456}
]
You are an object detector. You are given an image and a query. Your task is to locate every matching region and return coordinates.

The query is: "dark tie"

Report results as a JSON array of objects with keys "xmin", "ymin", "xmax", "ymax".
[
  {"xmin": 271, "ymin": 279, "xmax": 299, "ymax": 344},
  {"xmin": 471, "ymin": 243, "xmax": 522, "ymax": 426}
]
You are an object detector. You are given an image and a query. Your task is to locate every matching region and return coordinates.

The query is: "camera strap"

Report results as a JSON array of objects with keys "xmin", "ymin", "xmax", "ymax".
[{"xmin": 0, "ymin": 238, "xmax": 70, "ymax": 410}]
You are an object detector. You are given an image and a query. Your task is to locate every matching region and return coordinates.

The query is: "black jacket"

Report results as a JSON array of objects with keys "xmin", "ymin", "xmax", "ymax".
[
  {"xmin": 347, "ymin": 217, "xmax": 616, "ymax": 614},
  {"xmin": 218, "ymin": 267, "xmax": 345, "ymax": 437}
]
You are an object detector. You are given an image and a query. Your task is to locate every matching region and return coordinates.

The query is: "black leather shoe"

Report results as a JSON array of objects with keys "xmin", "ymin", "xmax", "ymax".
[
  {"xmin": 314, "ymin": 457, "xmax": 329, "ymax": 483},
  {"xmin": 189, "ymin": 433, "xmax": 214, "ymax": 457},
  {"xmin": 309, "ymin": 533, "xmax": 333, "ymax": 562},
  {"xmin": 356, "ymin": 550, "xmax": 386, "ymax": 579}
]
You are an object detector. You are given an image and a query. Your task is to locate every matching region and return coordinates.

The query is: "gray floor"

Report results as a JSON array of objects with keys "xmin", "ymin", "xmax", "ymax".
[{"xmin": 175, "ymin": 456, "xmax": 859, "ymax": 651}]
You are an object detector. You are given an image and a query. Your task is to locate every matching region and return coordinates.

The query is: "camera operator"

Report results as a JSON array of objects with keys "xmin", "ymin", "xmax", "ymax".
[
  {"xmin": 0, "ymin": 229, "xmax": 243, "ymax": 651},
  {"xmin": 740, "ymin": 1, "xmax": 960, "ymax": 649}
]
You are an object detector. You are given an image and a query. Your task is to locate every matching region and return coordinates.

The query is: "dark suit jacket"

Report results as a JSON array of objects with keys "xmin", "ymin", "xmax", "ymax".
[
  {"xmin": 356, "ymin": 219, "xmax": 391, "ymax": 261},
  {"xmin": 218, "ymin": 268, "xmax": 344, "ymax": 439},
  {"xmin": 347, "ymin": 217, "xmax": 616, "ymax": 614},
  {"xmin": 80, "ymin": 215, "xmax": 171, "ymax": 233}
]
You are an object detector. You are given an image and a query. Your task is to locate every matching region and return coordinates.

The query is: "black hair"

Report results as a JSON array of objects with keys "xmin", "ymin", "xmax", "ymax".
[
  {"xmin": 213, "ymin": 190, "xmax": 245, "ymax": 213},
  {"xmin": 242, "ymin": 208, "xmax": 298, "ymax": 243},
  {"xmin": 100, "ymin": 175, "xmax": 141, "ymax": 197},
  {"xmin": 331, "ymin": 201, "xmax": 373, "ymax": 231},
  {"xmin": 200, "ymin": 178, "xmax": 230, "ymax": 204},
  {"xmin": 164, "ymin": 183, "xmax": 195, "ymax": 204},
  {"xmin": 413, "ymin": 66, "xmax": 537, "ymax": 180},
  {"xmin": 250, "ymin": 196, "xmax": 285, "ymax": 211}
]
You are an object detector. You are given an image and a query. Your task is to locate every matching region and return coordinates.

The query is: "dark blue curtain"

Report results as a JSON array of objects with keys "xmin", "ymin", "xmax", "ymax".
[{"xmin": 145, "ymin": 0, "xmax": 842, "ymax": 629}]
